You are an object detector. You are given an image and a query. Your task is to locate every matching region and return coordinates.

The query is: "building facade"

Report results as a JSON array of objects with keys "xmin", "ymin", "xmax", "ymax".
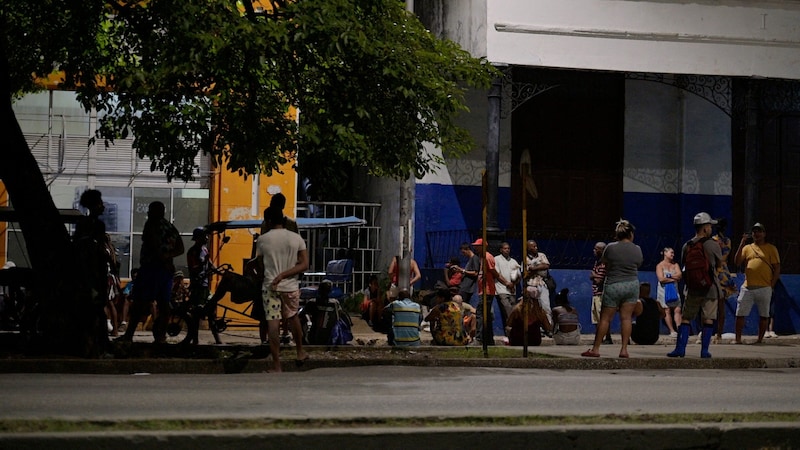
[{"xmin": 411, "ymin": 0, "xmax": 800, "ymax": 335}]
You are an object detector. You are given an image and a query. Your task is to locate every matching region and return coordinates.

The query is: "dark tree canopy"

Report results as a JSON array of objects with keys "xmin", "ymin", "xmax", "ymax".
[
  {"xmin": 0, "ymin": 0, "xmax": 494, "ymax": 355},
  {"xmin": 5, "ymin": 0, "xmax": 496, "ymax": 194}
]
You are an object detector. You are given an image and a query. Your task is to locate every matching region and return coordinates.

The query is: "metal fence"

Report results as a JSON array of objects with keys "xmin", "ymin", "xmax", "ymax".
[{"xmin": 297, "ymin": 201, "xmax": 381, "ymax": 294}]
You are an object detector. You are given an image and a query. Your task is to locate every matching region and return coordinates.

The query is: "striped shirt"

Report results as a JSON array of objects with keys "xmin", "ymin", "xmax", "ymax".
[
  {"xmin": 591, "ymin": 258, "xmax": 607, "ymax": 296},
  {"xmin": 387, "ymin": 298, "xmax": 421, "ymax": 346}
]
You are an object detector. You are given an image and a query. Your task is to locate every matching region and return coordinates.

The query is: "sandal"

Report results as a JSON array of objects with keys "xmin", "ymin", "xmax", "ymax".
[
  {"xmin": 581, "ymin": 349, "xmax": 600, "ymax": 358},
  {"xmin": 618, "ymin": 351, "xmax": 629, "ymax": 359}
]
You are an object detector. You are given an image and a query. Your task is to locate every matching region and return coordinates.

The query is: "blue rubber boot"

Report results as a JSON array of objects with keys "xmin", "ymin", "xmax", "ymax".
[
  {"xmin": 667, "ymin": 324, "xmax": 690, "ymax": 358},
  {"xmin": 700, "ymin": 324, "xmax": 714, "ymax": 358}
]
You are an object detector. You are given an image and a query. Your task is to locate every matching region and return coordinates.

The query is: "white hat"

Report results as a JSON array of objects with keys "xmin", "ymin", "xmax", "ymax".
[{"xmin": 693, "ymin": 212, "xmax": 718, "ymax": 225}]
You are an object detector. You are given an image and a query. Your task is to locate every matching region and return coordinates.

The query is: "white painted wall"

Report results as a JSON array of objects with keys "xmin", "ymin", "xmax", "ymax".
[{"xmin": 487, "ymin": 0, "xmax": 800, "ymax": 79}]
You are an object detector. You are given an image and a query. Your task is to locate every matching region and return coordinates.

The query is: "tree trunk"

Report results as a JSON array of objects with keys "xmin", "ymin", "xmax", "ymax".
[{"xmin": 1, "ymin": 50, "xmax": 104, "ymax": 357}]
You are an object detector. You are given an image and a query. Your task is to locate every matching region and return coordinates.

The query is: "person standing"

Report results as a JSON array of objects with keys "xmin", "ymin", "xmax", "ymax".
[
  {"xmin": 655, "ymin": 247, "xmax": 682, "ymax": 338},
  {"xmin": 494, "ymin": 241, "xmax": 522, "ymax": 335},
  {"xmin": 733, "ymin": 222, "xmax": 780, "ymax": 344},
  {"xmin": 387, "ymin": 256, "xmax": 421, "ymax": 299},
  {"xmin": 712, "ymin": 217, "xmax": 737, "ymax": 341},
  {"xmin": 472, "ymin": 238, "xmax": 513, "ymax": 345},
  {"xmin": 186, "ymin": 227, "xmax": 218, "ymax": 345},
  {"xmin": 667, "ymin": 212, "xmax": 722, "ymax": 358},
  {"xmin": 121, "ymin": 201, "xmax": 184, "ymax": 344},
  {"xmin": 582, "ymin": 219, "xmax": 642, "ymax": 358},
  {"xmin": 589, "ymin": 242, "xmax": 611, "ymax": 344},
  {"xmin": 255, "ymin": 206, "xmax": 309, "ymax": 373},
  {"xmin": 457, "ymin": 242, "xmax": 481, "ymax": 305},
  {"xmin": 525, "ymin": 240, "xmax": 553, "ymax": 332},
  {"xmin": 73, "ymin": 189, "xmax": 113, "ymax": 350},
  {"xmin": 260, "ymin": 192, "xmax": 299, "ymax": 235}
]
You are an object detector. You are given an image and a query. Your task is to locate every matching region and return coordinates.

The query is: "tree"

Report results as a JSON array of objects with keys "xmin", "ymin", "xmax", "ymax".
[{"xmin": 0, "ymin": 0, "xmax": 496, "ymax": 356}]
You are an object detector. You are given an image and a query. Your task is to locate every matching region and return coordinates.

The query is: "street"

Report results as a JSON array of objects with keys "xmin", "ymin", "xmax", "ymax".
[{"xmin": 2, "ymin": 367, "xmax": 799, "ymax": 421}]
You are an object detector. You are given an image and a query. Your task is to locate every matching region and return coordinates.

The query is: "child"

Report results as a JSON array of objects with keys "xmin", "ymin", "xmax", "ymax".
[{"xmin": 445, "ymin": 257, "xmax": 463, "ymax": 289}]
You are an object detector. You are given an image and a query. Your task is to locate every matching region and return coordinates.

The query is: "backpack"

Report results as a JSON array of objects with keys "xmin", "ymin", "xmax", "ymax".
[{"xmin": 683, "ymin": 237, "xmax": 712, "ymax": 291}]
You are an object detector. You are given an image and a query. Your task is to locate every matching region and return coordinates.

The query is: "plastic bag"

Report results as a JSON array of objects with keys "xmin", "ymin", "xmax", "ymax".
[{"xmin": 330, "ymin": 318, "xmax": 353, "ymax": 345}]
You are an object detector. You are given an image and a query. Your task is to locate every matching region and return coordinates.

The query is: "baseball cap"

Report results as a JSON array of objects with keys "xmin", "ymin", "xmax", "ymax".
[
  {"xmin": 173, "ymin": 270, "xmax": 184, "ymax": 278},
  {"xmin": 752, "ymin": 223, "xmax": 765, "ymax": 231},
  {"xmin": 692, "ymin": 212, "xmax": 718, "ymax": 225},
  {"xmin": 471, "ymin": 238, "xmax": 484, "ymax": 247}
]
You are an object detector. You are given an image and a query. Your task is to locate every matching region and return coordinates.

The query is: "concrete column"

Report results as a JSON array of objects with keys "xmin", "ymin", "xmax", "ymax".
[
  {"xmin": 743, "ymin": 80, "xmax": 760, "ymax": 228},
  {"xmin": 486, "ymin": 74, "xmax": 503, "ymax": 232}
]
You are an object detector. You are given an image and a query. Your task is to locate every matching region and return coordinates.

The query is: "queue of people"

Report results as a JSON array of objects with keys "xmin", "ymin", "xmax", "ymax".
[{"xmin": 54, "ymin": 188, "xmax": 783, "ymax": 360}]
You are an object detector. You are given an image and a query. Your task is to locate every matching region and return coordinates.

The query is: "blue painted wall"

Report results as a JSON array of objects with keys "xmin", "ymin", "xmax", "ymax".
[
  {"xmin": 415, "ymin": 177, "xmax": 798, "ymax": 340},
  {"xmin": 468, "ymin": 271, "xmax": 799, "ymax": 339}
]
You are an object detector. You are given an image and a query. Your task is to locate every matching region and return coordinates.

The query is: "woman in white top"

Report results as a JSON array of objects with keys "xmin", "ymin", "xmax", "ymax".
[{"xmin": 656, "ymin": 247, "xmax": 682, "ymax": 337}]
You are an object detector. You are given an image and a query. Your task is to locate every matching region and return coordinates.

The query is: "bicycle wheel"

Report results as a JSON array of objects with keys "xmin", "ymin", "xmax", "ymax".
[{"xmin": 164, "ymin": 309, "xmax": 191, "ymax": 345}]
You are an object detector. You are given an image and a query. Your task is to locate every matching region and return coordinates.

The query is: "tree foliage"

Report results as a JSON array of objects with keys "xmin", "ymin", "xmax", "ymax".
[{"xmin": 5, "ymin": 0, "xmax": 496, "ymax": 194}]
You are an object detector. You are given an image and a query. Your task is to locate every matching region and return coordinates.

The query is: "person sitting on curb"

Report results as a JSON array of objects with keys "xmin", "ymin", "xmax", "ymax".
[
  {"xmin": 385, "ymin": 289, "xmax": 421, "ymax": 347},
  {"xmin": 631, "ymin": 282, "xmax": 665, "ymax": 346},
  {"xmin": 552, "ymin": 288, "xmax": 581, "ymax": 345},
  {"xmin": 506, "ymin": 286, "xmax": 551, "ymax": 347},
  {"xmin": 425, "ymin": 290, "xmax": 471, "ymax": 346}
]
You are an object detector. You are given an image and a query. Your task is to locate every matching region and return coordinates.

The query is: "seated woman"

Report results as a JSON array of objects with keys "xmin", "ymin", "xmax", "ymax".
[
  {"xmin": 444, "ymin": 257, "xmax": 463, "ymax": 290},
  {"xmin": 631, "ymin": 282, "xmax": 665, "ymax": 345},
  {"xmin": 506, "ymin": 287, "xmax": 551, "ymax": 346},
  {"xmin": 425, "ymin": 292, "xmax": 472, "ymax": 346},
  {"xmin": 551, "ymin": 288, "xmax": 581, "ymax": 345}
]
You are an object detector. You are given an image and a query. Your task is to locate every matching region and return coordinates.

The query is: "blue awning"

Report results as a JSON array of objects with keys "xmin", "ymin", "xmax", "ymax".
[{"xmin": 204, "ymin": 216, "xmax": 366, "ymax": 233}]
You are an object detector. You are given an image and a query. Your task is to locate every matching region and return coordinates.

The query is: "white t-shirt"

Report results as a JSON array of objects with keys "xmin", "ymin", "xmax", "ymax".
[
  {"xmin": 256, "ymin": 228, "xmax": 307, "ymax": 292},
  {"xmin": 494, "ymin": 254, "xmax": 521, "ymax": 295}
]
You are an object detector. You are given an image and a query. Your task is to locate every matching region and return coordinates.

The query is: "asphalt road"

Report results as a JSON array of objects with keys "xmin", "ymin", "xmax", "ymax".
[{"xmin": 3, "ymin": 366, "xmax": 799, "ymax": 421}]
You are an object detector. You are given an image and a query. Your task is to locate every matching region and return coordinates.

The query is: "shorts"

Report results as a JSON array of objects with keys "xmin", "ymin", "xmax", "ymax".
[
  {"xmin": 591, "ymin": 295, "xmax": 603, "ymax": 324},
  {"xmin": 132, "ymin": 265, "xmax": 173, "ymax": 309},
  {"xmin": 736, "ymin": 286, "xmax": 772, "ymax": 318},
  {"xmin": 261, "ymin": 289, "xmax": 302, "ymax": 322},
  {"xmin": 666, "ymin": 299, "xmax": 682, "ymax": 309},
  {"xmin": 602, "ymin": 280, "xmax": 639, "ymax": 309},
  {"xmin": 682, "ymin": 293, "xmax": 717, "ymax": 322}
]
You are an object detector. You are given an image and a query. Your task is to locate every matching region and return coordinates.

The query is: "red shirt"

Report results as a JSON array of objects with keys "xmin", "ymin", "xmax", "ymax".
[{"xmin": 477, "ymin": 252, "xmax": 497, "ymax": 296}]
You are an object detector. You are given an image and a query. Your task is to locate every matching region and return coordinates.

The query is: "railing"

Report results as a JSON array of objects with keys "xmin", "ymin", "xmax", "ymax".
[{"xmin": 297, "ymin": 201, "xmax": 381, "ymax": 294}]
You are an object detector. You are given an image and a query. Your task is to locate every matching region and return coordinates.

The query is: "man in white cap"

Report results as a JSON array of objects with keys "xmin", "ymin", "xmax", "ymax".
[
  {"xmin": 668, "ymin": 212, "xmax": 722, "ymax": 358},
  {"xmin": 733, "ymin": 222, "xmax": 780, "ymax": 344}
]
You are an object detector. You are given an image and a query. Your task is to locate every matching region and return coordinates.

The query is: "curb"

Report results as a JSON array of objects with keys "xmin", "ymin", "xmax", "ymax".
[{"xmin": 1, "ymin": 423, "xmax": 799, "ymax": 450}]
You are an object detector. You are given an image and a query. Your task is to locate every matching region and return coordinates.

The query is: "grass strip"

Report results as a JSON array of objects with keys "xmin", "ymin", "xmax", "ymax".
[{"xmin": 1, "ymin": 412, "xmax": 798, "ymax": 433}]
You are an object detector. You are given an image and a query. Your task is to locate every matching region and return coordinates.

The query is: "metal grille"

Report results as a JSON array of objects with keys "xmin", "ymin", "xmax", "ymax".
[{"xmin": 297, "ymin": 201, "xmax": 381, "ymax": 294}]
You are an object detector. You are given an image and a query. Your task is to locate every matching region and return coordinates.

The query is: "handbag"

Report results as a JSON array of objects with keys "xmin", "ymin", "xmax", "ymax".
[
  {"xmin": 663, "ymin": 282, "xmax": 679, "ymax": 303},
  {"xmin": 330, "ymin": 318, "xmax": 353, "ymax": 345}
]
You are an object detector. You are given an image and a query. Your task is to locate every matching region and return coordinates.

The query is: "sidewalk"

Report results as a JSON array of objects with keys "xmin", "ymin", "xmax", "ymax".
[{"xmin": 1, "ymin": 314, "xmax": 798, "ymax": 373}]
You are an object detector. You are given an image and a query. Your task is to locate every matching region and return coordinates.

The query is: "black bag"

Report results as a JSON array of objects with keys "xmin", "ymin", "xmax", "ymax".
[{"xmin": 227, "ymin": 272, "xmax": 261, "ymax": 304}]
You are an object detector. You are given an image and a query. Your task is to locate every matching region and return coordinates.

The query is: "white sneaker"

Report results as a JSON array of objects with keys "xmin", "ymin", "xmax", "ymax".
[
  {"xmin": 766, "ymin": 331, "xmax": 778, "ymax": 338},
  {"xmin": 106, "ymin": 320, "xmax": 113, "ymax": 333},
  {"xmin": 669, "ymin": 331, "xmax": 677, "ymax": 338}
]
